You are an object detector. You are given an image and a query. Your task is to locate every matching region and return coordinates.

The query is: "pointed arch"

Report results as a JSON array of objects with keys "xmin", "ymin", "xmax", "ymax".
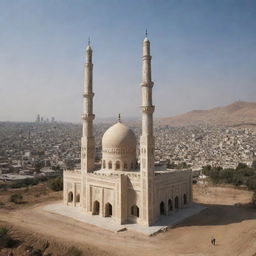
[
  {"xmin": 93, "ymin": 200, "xmax": 100, "ymax": 215},
  {"xmin": 68, "ymin": 191, "xmax": 73, "ymax": 202}
]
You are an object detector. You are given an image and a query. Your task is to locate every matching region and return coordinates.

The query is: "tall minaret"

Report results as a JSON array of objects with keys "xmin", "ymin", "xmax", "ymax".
[
  {"xmin": 81, "ymin": 39, "xmax": 95, "ymax": 208},
  {"xmin": 140, "ymin": 32, "xmax": 155, "ymax": 226}
]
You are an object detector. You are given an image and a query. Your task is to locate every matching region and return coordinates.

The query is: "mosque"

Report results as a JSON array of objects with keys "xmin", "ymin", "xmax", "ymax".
[{"xmin": 63, "ymin": 35, "xmax": 192, "ymax": 227}]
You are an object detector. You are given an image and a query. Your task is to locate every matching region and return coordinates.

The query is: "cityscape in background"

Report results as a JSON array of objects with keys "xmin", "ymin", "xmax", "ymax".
[{"xmin": 1, "ymin": 118, "xmax": 255, "ymax": 182}]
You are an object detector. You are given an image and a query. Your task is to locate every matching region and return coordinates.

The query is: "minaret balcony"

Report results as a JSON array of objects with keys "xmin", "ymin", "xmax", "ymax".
[
  {"xmin": 83, "ymin": 92, "xmax": 95, "ymax": 98},
  {"xmin": 140, "ymin": 81, "xmax": 154, "ymax": 88},
  {"xmin": 81, "ymin": 114, "xmax": 95, "ymax": 121},
  {"xmin": 141, "ymin": 105, "xmax": 155, "ymax": 114}
]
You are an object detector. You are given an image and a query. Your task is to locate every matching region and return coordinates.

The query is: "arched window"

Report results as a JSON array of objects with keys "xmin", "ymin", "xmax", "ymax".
[
  {"xmin": 115, "ymin": 161, "xmax": 120, "ymax": 170},
  {"xmin": 76, "ymin": 194, "xmax": 80, "ymax": 203},
  {"xmin": 108, "ymin": 161, "xmax": 112, "ymax": 169},
  {"xmin": 102, "ymin": 160, "xmax": 106, "ymax": 169},
  {"xmin": 105, "ymin": 203, "xmax": 112, "ymax": 217},
  {"xmin": 131, "ymin": 162, "xmax": 134, "ymax": 169},
  {"xmin": 168, "ymin": 199, "xmax": 173, "ymax": 211},
  {"xmin": 124, "ymin": 162, "xmax": 128, "ymax": 169},
  {"xmin": 183, "ymin": 194, "xmax": 187, "ymax": 205},
  {"xmin": 160, "ymin": 201, "xmax": 165, "ymax": 215},
  {"xmin": 131, "ymin": 205, "xmax": 139, "ymax": 217},
  {"xmin": 93, "ymin": 200, "xmax": 100, "ymax": 215},
  {"xmin": 175, "ymin": 196, "xmax": 179, "ymax": 209},
  {"xmin": 68, "ymin": 191, "xmax": 73, "ymax": 202}
]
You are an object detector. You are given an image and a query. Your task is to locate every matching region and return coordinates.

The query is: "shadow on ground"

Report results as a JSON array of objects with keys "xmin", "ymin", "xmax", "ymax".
[{"xmin": 175, "ymin": 203, "xmax": 256, "ymax": 227}]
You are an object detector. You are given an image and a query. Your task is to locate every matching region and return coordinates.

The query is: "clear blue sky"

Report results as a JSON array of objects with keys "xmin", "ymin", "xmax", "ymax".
[{"xmin": 0, "ymin": 0, "xmax": 255, "ymax": 122}]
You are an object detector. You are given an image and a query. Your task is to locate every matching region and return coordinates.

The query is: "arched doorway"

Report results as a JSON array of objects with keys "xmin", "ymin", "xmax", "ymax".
[
  {"xmin": 115, "ymin": 161, "xmax": 120, "ymax": 170},
  {"xmin": 108, "ymin": 161, "xmax": 112, "ymax": 169},
  {"xmin": 175, "ymin": 196, "xmax": 179, "ymax": 209},
  {"xmin": 168, "ymin": 199, "xmax": 173, "ymax": 211},
  {"xmin": 105, "ymin": 203, "xmax": 112, "ymax": 217},
  {"xmin": 93, "ymin": 200, "xmax": 100, "ymax": 215},
  {"xmin": 76, "ymin": 194, "xmax": 80, "ymax": 203},
  {"xmin": 160, "ymin": 201, "xmax": 165, "ymax": 215},
  {"xmin": 131, "ymin": 205, "xmax": 139, "ymax": 217},
  {"xmin": 183, "ymin": 194, "xmax": 187, "ymax": 205},
  {"xmin": 68, "ymin": 192, "xmax": 73, "ymax": 202}
]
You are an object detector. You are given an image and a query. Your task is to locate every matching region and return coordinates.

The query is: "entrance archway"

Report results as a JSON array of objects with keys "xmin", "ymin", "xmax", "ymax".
[
  {"xmin": 175, "ymin": 196, "xmax": 179, "ymax": 209},
  {"xmin": 131, "ymin": 205, "xmax": 139, "ymax": 217},
  {"xmin": 68, "ymin": 191, "xmax": 73, "ymax": 202},
  {"xmin": 93, "ymin": 200, "xmax": 100, "ymax": 215},
  {"xmin": 105, "ymin": 203, "xmax": 112, "ymax": 217},
  {"xmin": 183, "ymin": 194, "xmax": 187, "ymax": 205},
  {"xmin": 168, "ymin": 199, "xmax": 173, "ymax": 211},
  {"xmin": 160, "ymin": 201, "xmax": 165, "ymax": 215}
]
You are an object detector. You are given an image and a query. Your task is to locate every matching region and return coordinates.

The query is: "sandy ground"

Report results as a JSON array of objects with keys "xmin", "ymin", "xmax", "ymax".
[{"xmin": 0, "ymin": 184, "xmax": 256, "ymax": 256}]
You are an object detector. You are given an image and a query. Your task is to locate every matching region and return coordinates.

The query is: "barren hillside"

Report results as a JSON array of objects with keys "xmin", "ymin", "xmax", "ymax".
[{"xmin": 159, "ymin": 101, "xmax": 256, "ymax": 127}]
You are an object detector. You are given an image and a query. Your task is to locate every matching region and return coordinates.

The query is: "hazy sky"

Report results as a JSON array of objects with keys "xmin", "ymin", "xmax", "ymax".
[{"xmin": 0, "ymin": 0, "xmax": 256, "ymax": 122}]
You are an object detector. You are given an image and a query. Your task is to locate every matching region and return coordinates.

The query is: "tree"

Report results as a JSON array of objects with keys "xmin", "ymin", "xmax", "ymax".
[
  {"xmin": 48, "ymin": 177, "xmax": 63, "ymax": 191},
  {"xmin": 9, "ymin": 194, "xmax": 23, "ymax": 204}
]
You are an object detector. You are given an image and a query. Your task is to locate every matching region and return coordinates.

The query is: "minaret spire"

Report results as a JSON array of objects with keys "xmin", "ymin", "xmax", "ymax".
[
  {"xmin": 81, "ymin": 39, "xmax": 96, "ymax": 209},
  {"xmin": 81, "ymin": 39, "xmax": 95, "ymax": 171},
  {"xmin": 140, "ymin": 34, "xmax": 155, "ymax": 226}
]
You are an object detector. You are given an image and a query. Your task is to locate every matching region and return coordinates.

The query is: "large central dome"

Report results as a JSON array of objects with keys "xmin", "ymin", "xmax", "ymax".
[
  {"xmin": 102, "ymin": 122, "xmax": 136, "ymax": 149},
  {"xmin": 101, "ymin": 122, "xmax": 137, "ymax": 171}
]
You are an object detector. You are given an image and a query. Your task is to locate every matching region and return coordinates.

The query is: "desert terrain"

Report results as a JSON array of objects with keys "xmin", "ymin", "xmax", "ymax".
[
  {"xmin": 159, "ymin": 101, "xmax": 256, "ymax": 127},
  {"xmin": 0, "ymin": 183, "xmax": 255, "ymax": 256}
]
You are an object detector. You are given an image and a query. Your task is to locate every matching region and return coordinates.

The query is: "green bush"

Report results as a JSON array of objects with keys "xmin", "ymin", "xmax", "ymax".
[
  {"xmin": 30, "ymin": 248, "xmax": 43, "ymax": 256},
  {"xmin": 0, "ymin": 227, "xmax": 14, "ymax": 248},
  {"xmin": 252, "ymin": 191, "xmax": 256, "ymax": 208},
  {"xmin": 48, "ymin": 177, "xmax": 63, "ymax": 191},
  {"xmin": 9, "ymin": 193, "xmax": 23, "ymax": 204},
  {"xmin": 67, "ymin": 246, "xmax": 83, "ymax": 256},
  {"xmin": 247, "ymin": 177, "xmax": 256, "ymax": 191}
]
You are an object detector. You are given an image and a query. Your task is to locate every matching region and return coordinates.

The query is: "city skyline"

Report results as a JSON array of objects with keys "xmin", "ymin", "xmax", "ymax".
[{"xmin": 0, "ymin": 0, "xmax": 256, "ymax": 122}]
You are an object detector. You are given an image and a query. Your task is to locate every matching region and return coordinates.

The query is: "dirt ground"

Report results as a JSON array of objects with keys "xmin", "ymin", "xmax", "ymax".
[{"xmin": 0, "ymin": 184, "xmax": 256, "ymax": 256}]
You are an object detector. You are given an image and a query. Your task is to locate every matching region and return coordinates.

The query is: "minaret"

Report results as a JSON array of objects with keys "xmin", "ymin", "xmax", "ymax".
[
  {"xmin": 140, "ymin": 32, "xmax": 155, "ymax": 226},
  {"xmin": 81, "ymin": 39, "xmax": 95, "ymax": 208}
]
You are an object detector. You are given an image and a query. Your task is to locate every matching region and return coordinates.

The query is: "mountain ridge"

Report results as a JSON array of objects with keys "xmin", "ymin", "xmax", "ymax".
[{"xmin": 159, "ymin": 101, "xmax": 256, "ymax": 127}]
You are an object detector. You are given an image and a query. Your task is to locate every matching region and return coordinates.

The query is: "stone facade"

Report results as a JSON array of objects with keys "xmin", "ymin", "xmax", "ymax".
[{"xmin": 63, "ymin": 36, "xmax": 192, "ymax": 226}]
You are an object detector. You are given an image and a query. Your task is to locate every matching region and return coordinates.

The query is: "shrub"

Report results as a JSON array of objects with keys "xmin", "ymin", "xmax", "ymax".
[
  {"xmin": 0, "ymin": 227, "xmax": 15, "ymax": 248},
  {"xmin": 30, "ymin": 248, "xmax": 43, "ymax": 256},
  {"xmin": 48, "ymin": 177, "xmax": 63, "ymax": 191},
  {"xmin": 247, "ymin": 177, "xmax": 256, "ymax": 191},
  {"xmin": 9, "ymin": 194, "xmax": 23, "ymax": 204},
  {"xmin": 252, "ymin": 191, "xmax": 256, "ymax": 208},
  {"xmin": 67, "ymin": 246, "xmax": 83, "ymax": 256}
]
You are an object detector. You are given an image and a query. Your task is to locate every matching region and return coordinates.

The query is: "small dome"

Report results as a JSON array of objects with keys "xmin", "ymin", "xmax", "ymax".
[
  {"xmin": 102, "ymin": 122, "xmax": 136, "ymax": 149},
  {"xmin": 86, "ymin": 45, "xmax": 92, "ymax": 51},
  {"xmin": 144, "ymin": 37, "xmax": 149, "ymax": 42}
]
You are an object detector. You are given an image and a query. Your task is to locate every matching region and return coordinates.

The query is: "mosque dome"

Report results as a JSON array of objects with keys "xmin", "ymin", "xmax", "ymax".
[
  {"xmin": 101, "ymin": 122, "xmax": 137, "ymax": 171},
  {"xmin": 102, "ymin": 122, "xmax": 136, "ymax": 149}
]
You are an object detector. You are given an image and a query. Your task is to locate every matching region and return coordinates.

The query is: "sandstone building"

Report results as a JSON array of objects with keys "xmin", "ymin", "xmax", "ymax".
[{"xmin": 63, "ymin": 35, "xmax": 192, "ymax": 226}]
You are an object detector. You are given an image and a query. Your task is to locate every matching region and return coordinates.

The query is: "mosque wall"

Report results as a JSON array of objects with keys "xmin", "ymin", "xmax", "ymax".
[{"xmin": 63, "ymin": 170, "xmax": 81, "ymax": 207}]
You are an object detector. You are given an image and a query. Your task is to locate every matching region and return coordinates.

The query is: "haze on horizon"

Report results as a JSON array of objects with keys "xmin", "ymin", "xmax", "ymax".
[{"xmin": 0, "ymin": 0, "xmax": 256, "ymax": 123}]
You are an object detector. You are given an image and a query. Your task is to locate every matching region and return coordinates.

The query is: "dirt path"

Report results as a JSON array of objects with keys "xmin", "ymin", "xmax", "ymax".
[{"xmin": 1, "ymin": 185, "xmax": 256, "ymax": 256}]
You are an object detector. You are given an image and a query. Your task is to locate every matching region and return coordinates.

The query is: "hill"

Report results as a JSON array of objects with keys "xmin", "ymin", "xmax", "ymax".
[{"xmin": 159, "ymin": 101, "xmax": 256, "ymax": 127}]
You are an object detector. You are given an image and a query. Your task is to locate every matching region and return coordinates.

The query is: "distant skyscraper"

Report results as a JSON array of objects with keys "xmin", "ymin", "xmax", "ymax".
[
  {"xmin": 51, "ymin": 117, "xmax": 55, "ymax": 123},
  {"xmin": 36, "ymin": 114, "xmax": 40, "ymax": 123}
]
